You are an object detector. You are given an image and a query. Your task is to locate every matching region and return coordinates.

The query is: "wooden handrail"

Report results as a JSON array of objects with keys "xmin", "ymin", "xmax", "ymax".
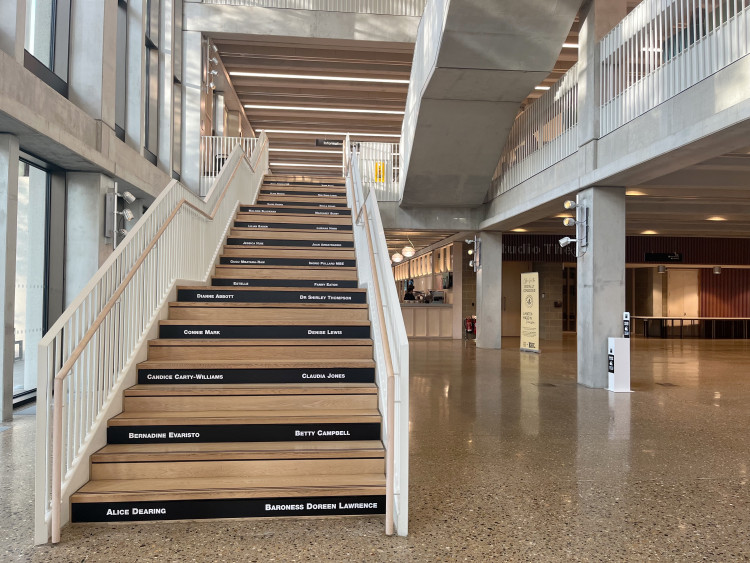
[
  {"xmin": 50, "ymin": 137, "xmax": 267, "ymax": 543},
  {"xmin": 347, "ymin": 155, "xmax": 397, "ymax": 536}
]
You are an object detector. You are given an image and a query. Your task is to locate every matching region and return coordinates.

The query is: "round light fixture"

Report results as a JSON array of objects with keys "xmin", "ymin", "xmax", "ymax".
[
  {"xmin": 713, "ymin": 266, "xmax": 722, "ymax": 274},
  {"xmin": 391, "ymin": 252, "xmax": 404, "ymax": 263},
  {"xmin": 467, "ymin": 249, "xmax": 474, "ymax": 256},
  {"xmin": 402, "ymin": 245, "xmax": 415, "ymax": 258},
  {"xmin": 657, "ymin": 265, "xmax": 667, "ymax": 274}
]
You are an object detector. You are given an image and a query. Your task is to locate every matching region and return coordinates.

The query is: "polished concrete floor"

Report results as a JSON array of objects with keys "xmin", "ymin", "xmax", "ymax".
[{"xmin": 3, "ymin": 336, "xmax": 750, "ymax": 561}]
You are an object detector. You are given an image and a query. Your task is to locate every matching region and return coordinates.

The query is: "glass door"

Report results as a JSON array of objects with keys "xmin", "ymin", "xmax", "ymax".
[{"xmin": 13, "ymin": 161, "xmax": 50, "ymax": 400}]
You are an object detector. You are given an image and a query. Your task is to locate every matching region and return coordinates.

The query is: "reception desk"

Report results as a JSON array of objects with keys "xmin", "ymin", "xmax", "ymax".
[{"xmin": 401, "ymin": 303, "xmax": 454, "ymax": 338}]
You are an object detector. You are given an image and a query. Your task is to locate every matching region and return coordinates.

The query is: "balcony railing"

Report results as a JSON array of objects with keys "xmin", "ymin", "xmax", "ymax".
[
  {"xmin": 490, "ymin": 63, "xmax": 579, "ymax": 198},
  {"xmin": 600, "ymin": 0, "xmax": 750, "ymax": 135},
  {"xmin": 353, "ymin": 142, "xmax": 402, "ymax": 202},
  {"xmin": 200, "ymin": 136, "xmax": 258, "ymax": 195},
  {"xmin": 202, "ymin": 0, "xmax": 425, "ymax": 16}
]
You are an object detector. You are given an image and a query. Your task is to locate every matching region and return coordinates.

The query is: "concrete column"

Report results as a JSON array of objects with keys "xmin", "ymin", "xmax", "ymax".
[
  {"xmin": 182, "ymin": 30, "xmax": 203, "ymax": 193},
  {"xmin": 65, "ymin": 173, "xmax": 114, "ymax": 307},
  {"xmin": 476, "ymin": 231, "xmax": 503, "ymax": 349},
  {"xmin": 68, "ymin": 0, "xmax": 118, "ymax": 128},
  {"xmin": 576, "ymin": 186, "xmax": 626, "ymax": 388},
  {"xmin": 451, "ymin": 242, "xmax": 464, "ymax": 340},
  {"xmin": 0, "ymin": 0, "xmax": 26, "ymax": 63},
  {"xmin": 0, "ymin": 135, "xmax": 20, "ymax": 421}
]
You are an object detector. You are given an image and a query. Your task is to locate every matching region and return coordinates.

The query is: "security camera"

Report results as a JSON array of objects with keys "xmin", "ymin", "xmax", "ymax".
[{"xmin": 559, "ymin": 236, "xmax": 576, "ymax": 248}]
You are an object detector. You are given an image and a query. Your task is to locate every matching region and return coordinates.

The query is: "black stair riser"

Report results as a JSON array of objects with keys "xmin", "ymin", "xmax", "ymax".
[
  {"xmin": 107, "ymin": 423, "xmax": 381, "ymax": 444},
  {"xmin": 256, "ymin": 201, "xmax": 348, "ymax": 208},
  {"xmin": 261, "ymin": 190, "xmax": 345, "ymax": 198},
  {"xmin": 138, "ymin": 367, "xmax": 375, "ymax": 385},
  {"xmin": 234, "ymin": 222, "xmax": 352, "ymax": 232},
  {"xmin": 219, "ymin": 257, "xmax": 356, "ymax": 267},
  {"xmin": 178, "ymin": 289, "xmax": 366, "ymax": 304},
  {"xmin": 72, "ymin": 495, "xmax": 385, "ymax": 523},
  {"xmin": 226, "ymin": 238, "xmax": 354, "ymax": 249},
  {"xmin": 211, "ymin": 278, "xmax": 359, "ymax": 289},
  {"xmin": 265, "ymin": 181, "xmax": 345, "ymax": 187},
  {"xmin": 159, "ymin": 325, "xmax": 371, "ymax": 339},
  {"xmin": 240, "ymin": 207, "xmax": 351, "ymax": 216}
]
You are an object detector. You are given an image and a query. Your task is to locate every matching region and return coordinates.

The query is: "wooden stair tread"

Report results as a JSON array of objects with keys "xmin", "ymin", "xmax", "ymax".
[
  {"xmin": 159, "ymin": 319, "xmax": 371, "ymax": 326},
  {"xmin": 72, "ymin": 474, "xmax": 386, "ymax": 502},
  {"xmin": 125, "ymin": 383, "xmax": 378, "ymax": 395},
  {"xmin": 178, "ymin": 285, "xmax": 364, "ymax": 292},
  {"xmin": 138, "ymin": 360, "xmax": 376, "ymax": 369},
  {"xmin": 168, "ymin": 302, "xmax": 365, "ymax": 308},
  {"xmin": 92, "ymin": 441, "xmax": 385, "ymax": 462},
  {"xmin": 112, "ymin": 408, "xmax": 380, "ymax": 420},
  {"xmin": 149, "ymin": 339, "xmax": 372, "ymax": 346}
]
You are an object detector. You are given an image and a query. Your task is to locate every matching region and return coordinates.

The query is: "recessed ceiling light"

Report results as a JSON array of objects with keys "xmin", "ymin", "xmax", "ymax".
[
  {"xmin": 641, "ymin": 230, "xmax": 658, "ymax": 235},
  {"xmin": 535, "ymin": 86, "xmax": 551, "ymax": 91},
  {"xmin": 626, "ymin": 190, "xmax": 647, "ymax": 196},
  {"xmin": 264, "ymin": 129, "xmax": 400, "ymax": 138},
  {"xmin": 229, "ymin": 71, "xmax": 410, "ymax": 84},
  {"xmin": 707, "ymin": 216, "xmax": 727, "ymax": 221},
  {"xmin": 562, "ymin": 43, "xmax": 579, "ymax": 49},
  {"xmin": 271, "ymin": 162, "xmax": 343, "ymax": 168},
  {"xmin": 245, "ymin": 104, "xmax": 404, "ymax": 115},
  {"xmin": 511, "ymin": 228, "xmax": 527, "ymax": 232}
]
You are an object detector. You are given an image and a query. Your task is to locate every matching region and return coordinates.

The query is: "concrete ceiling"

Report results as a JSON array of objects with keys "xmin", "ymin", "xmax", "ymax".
[
  {"xmin": 216, "ymin": 36, "xmax": 413, "ymax": 177},
  {"xmin": 400, "ymin": 0, "xmax": 583, "ymax": 208},
  {"xmin": 503, "ymin": 150, "xmax": 750, "ymax": 238}
]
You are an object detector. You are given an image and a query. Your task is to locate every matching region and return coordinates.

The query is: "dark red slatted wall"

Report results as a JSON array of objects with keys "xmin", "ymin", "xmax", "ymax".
[{"xmin": 699, "ymin": 269, "xmax": 750, "ymax": 317}]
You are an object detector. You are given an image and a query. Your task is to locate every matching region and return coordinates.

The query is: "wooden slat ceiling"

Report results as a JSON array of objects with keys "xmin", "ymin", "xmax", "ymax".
[{"xmin": 216, "ymin": 37, "xmax": 413, "ymax": 177}]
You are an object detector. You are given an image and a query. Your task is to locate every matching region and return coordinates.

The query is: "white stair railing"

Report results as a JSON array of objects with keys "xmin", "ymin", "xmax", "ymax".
[
  {"xmin": 200, "ymin": 135, "xmax": 259, "ymax": 195},
  {"xmin": 35, "ymin": 133, "xmax": 269, "ymax": 545},
  {"xmin": 345, "ymin": 135, "xmax": 410, "ymax": 536}
]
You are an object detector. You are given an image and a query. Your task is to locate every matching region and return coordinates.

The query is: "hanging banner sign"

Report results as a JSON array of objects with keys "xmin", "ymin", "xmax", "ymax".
[
  {"xmin": 520, "ymin": 272, "xmax": 540, "ymax": 353},
  {"xmin": 374, "ymin": 162, "xmax": 385, "ymax": 183}
]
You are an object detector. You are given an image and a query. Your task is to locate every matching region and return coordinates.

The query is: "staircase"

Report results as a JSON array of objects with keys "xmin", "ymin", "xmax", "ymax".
[{"xmin": 69, "ymin": 175, "xmax": 387, "ymax": 524}]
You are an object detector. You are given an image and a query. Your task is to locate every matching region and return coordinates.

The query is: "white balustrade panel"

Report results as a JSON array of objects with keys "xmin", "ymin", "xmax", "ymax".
[
  {"xmin": 202, "ymin": 0, "xmax": 425, "ymax": 16},
  {"xmin": 600, "ymin": 0, "xmax": 750, "ymax": 135}
]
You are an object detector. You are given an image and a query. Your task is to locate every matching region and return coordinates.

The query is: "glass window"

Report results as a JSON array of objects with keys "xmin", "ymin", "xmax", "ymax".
[
  {"xmin": 115, "ymin": 0, "xmax": 128, "ymax": 140},
  {"xmin": 25, "ymin": 0, "xmax": 55, "ymax": 68},
  {"xmin": 145, "ymin": 46, "xmax": 159, "ymax": 160},
  {"xmin": 14, "ymin": 161, "xmax": 50, "ymax": 399},
  {"xmin": 147, "ymin": 0, "xmax": 160, "ymax": 47},
  {"xmin": 173, "ymin": 0, "xmax": 183, "ymax": 82}
]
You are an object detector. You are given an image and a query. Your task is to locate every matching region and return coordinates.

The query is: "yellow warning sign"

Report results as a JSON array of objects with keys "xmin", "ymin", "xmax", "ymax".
[{"xmin": 375, "ymin": 161, "xmax": 385, "ymax": 183}]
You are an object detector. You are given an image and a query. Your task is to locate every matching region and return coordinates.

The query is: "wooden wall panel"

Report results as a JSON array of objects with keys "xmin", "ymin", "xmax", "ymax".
[{"xmin": 699, "ymin": 269, "xmax": 750, "ymax": 317}]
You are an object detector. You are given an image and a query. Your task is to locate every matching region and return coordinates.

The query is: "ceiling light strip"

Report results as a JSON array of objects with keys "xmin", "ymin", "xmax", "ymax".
[
  {"xmin": 230, "ymin": 71, "xmax": 410, "ymax": 84},
  {"xmin": 245, "ymin": 104, "xmax": 404, "ymax": 115}
]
